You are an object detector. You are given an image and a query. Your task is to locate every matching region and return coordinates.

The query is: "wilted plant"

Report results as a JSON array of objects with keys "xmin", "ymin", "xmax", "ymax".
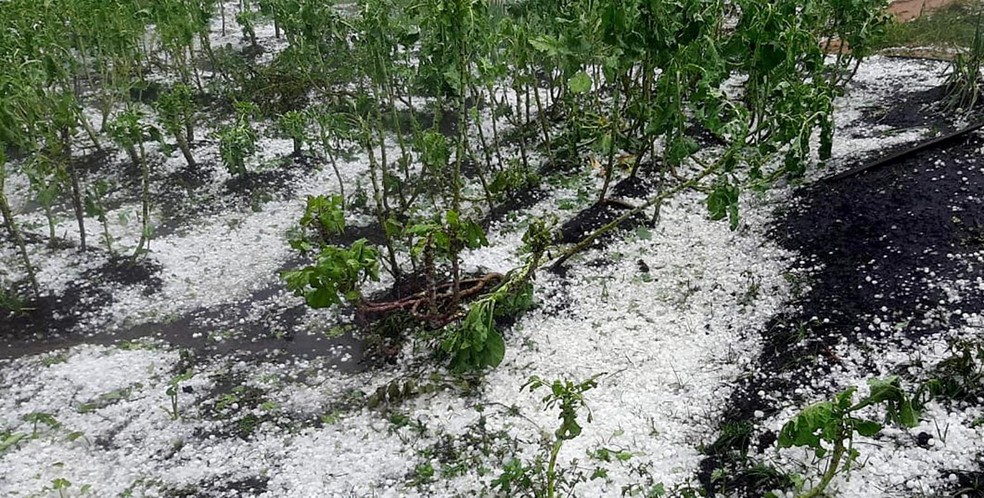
[
  {"xmin": 217, "ymin": 102, "xmax": 260, "ymax": 176},
  {"xmin": 778, "ymin": 377, "xmax": 920, "ymax": 498},
  {"xmin": 277, "ymin": 110, "xmax": 308, "ymax": 157}
]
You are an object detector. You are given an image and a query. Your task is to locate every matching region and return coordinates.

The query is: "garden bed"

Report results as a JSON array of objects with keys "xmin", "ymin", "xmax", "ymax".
[{"xmin": 1, "ymin": 1, "xmax": 982, "ymax": 497}]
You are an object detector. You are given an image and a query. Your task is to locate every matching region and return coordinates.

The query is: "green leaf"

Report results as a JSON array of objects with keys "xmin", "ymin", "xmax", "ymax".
[
  {"xmin": 568, "ymin": 71, "xmax": 592, "ymax": 94},
  {"xmin": 778, "ymin": 401, "xmax": 835, "ymax": 449},
  {"xmin": 867, "ymin": 377, "xmax": 901, "ymax": 404},
  {"xmin": 65, "ymin": 431, "xmax": 86, "ymax": 442},
  {"xmin": 446, "ymin": 210, "xmax": 460, "ymax": 227},
  {"xmin": 482, "ymin": 329, "xmax": 506, "ymax": 368},
  {"xmin": 0, "ymin": 433, "xmax": 27, "ymax": 453},
  {"xmin": 461, "ymin": 219, "xmax": 489, "ymax": 249},
  {"xmin": 615, "ymin": 450, "xmax": 633, "ymax": 462},
  {"xmin": 443, "ymin": 65, "xmax": 461, "ymax": 92},
  {"xmin": 306, "ymin": 286, "xmax": 338, "ymax": 309},
  {"xmin": 529, "ymin": 35, "xmax": 560, "ymax": 55},
  {"xmin": 406, "ymin": 223, "xmax": 439, "ymax": 236},
  {"xmin": 899, "ymin": 399, "xmax": 920, "ymax": 428},
  {"xmin": 707, "ymin": 180, "xmax": 740, "ymax": 230},
  {"xmin": 852, "ymin": 419, "xmax": 882, "ymax": 437}
]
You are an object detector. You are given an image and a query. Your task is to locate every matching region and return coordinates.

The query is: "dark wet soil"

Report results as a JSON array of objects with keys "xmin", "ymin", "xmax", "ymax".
[
  {"xmin": 0, "ymin": 282, "xmax": 113, "ymax": 352},
  {"xmin": 941, "ymin": 470, "xmax": 984, "ymax": 497},
  {"xmin": 164, "ymin": 476, "xmax": 269, "ymax": 498},
  {"xmin": 862, "ymin": 84, "xmax": 950, "ymax": 130},
  {"xmin": 0, "ymin": 250, "xmax": 166, "ymax": 349},
  {"xmin": 155, "ymin": 155, "xmax": 315, "ymax": 238},
  {"xmin": 698, "ymin": 129, "xmax": 984, "ymax": 494},
  {"xmin": 1, "ymin": 276, "xmax": 368, "ymax": 371},
  {"xmin": 557, "ymin": 174, "xmax": 656, "ymax": 247},
  {"xmin": 81, "ymin": 256, "xmax": 164, "ymax": 292}
]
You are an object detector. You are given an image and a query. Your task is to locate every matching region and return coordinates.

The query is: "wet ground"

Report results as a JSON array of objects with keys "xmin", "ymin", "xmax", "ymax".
[{"xmin": 699, "ymin": 85, "xmax": 984, "ymax": 496}]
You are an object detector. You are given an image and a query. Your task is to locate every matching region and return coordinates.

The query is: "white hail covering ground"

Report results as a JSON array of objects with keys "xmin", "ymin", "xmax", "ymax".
[
  {"xmin": 756, "ymin": 57, "xmax": 984, "ymax": 497},
  {"xmin": 0, "ymin": 5, "xmax": 979, "ymax": 496}
]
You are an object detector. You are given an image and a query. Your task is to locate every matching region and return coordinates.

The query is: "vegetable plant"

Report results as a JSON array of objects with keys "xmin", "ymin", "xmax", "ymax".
[
  {"xmin": 777, "ymin": 377, "xmax": 920, "ymax": 498},
  {"xmin": 309, "ymin": 105, "xmax": 354, "ymax": 203},
  {"xmin": 282, "ymin": 196, "xmax": 381, "ymax": 308},
  {"xmin": 107, "ymin": 108, "xmax": 164, "ymax": 258},
  {"xmin": 164, "ymin": 371, "xmax": 195, "ymax": 421},
  {"xmin": 236, "ymin": 6, "xmax": 260, "ymax": 51},
  {"xmin": 23, "ymin": 155, "xmax": 64, "ymax": 246},
  {"xmin": 155, "ymin": 83, "xmax": 198, "ymax": 168},
  {"xmin": 277, "ymin": 110, "xmax": 308, "ymax": 157},
  {"xmin": 0, "ymin": 146, "xmax": 40, "ymax": 297},
  {"xmin": 217, "ymin": 102, "xmax": 261, "ymax": 177},
  {"xmin": 493, "ymin": 374, "xmax": 601, "ymax": 498},
  {"xmin": 84, "ymin": 179, "xmax": 117, "ymax": 256}
]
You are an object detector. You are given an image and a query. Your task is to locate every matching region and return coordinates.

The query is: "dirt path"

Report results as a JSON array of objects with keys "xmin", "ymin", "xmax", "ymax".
[
  {"xmin": 891, "ymin": 0, "xmax": 958, "ymax": 22},
  {"xmin": 700, "ymin": 86, "xmax": 984, "ymax": 497}
]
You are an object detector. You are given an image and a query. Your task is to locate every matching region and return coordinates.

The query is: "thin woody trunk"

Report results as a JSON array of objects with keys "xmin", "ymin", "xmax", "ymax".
[
  {"xmin": 62, "ymin": 128, "xmax": 87, "ymax": 252},
  {"xmin": 174, "ymin": 131, "xmax": 196, "ymax": 168},
  {"xmin": 133, "ymin": 142, "xmax": 151, "ymax": 257},
  {"xmin": 0, "ymin": 169, "xmax": 40, "ymax": 297},
  {"xmin": 364, "ymin": 124, "xmax": 402, "ymax": 284}
]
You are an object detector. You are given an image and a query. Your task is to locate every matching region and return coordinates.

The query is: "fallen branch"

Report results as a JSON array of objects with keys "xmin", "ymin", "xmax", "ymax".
[
  {"xmin": 549, "ymin": 161, "xmax": 722, "ymax": 271},
  {"xmin": 359, "ymin": 272, "xmax": 504, "ymax": 325}
]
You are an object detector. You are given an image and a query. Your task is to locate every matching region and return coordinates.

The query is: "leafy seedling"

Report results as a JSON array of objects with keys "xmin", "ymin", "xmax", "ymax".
[{"xmin": 778, "ymin": 377, "xmax": 920, "ymax": 498}]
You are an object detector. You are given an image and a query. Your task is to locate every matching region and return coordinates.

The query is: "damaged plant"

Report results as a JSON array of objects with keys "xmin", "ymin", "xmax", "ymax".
[
  {"xmin": 282, "ymin": 194, "xmax": 380, "ymax": 309},
  {"xmin": 492, "ymin": 374, "xmax": 602, "ymax": 498},
  {"xmin": 777, "ymin": 376, "xmax": 920, "ymax": 498},
  {"xmin": 216, "ymin": 101, "xmax": 260, "ymax": 177}
]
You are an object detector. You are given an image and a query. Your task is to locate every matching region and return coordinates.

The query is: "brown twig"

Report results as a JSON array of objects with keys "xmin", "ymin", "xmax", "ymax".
[{"xmin": 358, "ymin": 273, "xmax": 504, "ymax": 325}]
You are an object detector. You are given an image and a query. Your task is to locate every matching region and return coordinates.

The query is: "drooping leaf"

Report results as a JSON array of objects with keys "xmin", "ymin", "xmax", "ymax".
[
  {"xmin": 306, "ymin": 285, "xmax": 338, "ymax": 309},
  {"xmin": 852, "ymin": 419, "xmax": 883, "ymax": 437},
  {"xmin": 707, "ymin": 180, "xmax": 740, "ymax": 230},
  {"xmin": 778, "ymin": 401, "xmax": 835, "ymax": 450},
  {"xmin": 482, "ymin": 329, "xmax": 506, "ymax": 368},
  {"xmin": 528, "ymin": 35, "xmax": 561, "ymax": 55}
]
